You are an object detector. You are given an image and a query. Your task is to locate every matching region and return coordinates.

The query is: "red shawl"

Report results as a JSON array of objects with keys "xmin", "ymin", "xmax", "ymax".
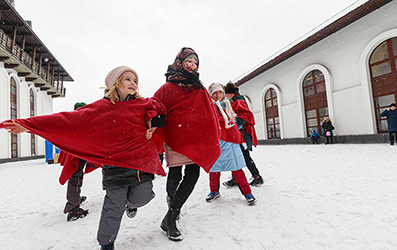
[
  {"xmin": 0, "ymin": 98, "xmax": 166, "ymax": 176},
  {"xmin": 232, "ymin": 99, "xmax": 258, "ymax": 147},
  {"xmin": 58, "ymin": 151, "xmax": 99, "ymax": 185},
  {"xmin": 154, "ymin": 82, "xmax": 221, "ymax": 172},
  {"xmin": 216, "ymin": 110, "xmax": 242, "ymax": 144}
]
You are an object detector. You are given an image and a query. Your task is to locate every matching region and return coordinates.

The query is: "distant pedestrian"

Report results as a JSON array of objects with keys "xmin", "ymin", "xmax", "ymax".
[
  {"xmin": 322, "ymin": 116, "xmax": 335, "ymax": 144},
  {"xmin": 381, "ymin": 103, "xmax": 397, "ymax": 145},
  {"xmin": 310, "ymin": 130, "xmax": 320, "ymax": 144}
]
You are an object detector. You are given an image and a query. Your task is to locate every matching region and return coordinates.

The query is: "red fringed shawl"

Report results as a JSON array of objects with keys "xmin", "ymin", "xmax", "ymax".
[{"xmin": 154, "ymin": 82, "xmax": 221, "ymax": 172}]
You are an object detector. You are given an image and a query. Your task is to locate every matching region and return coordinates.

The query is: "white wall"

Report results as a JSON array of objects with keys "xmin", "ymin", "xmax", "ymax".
[
  {"xmin": 0, "ymin": 66, "xmax": 10, "ymax": 158},
  {"xmin": 0, "ymin": 66, "xmax": 53, "ymax": 159},
  {"xmin": 239, "ymin": 1, "xmax": 397, "ymax": 139}
]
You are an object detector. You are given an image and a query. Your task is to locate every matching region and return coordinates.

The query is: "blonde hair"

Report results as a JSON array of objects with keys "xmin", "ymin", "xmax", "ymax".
[{"xmin": 104, "ymin": 74, "xmax": 142, "ymax": 104}]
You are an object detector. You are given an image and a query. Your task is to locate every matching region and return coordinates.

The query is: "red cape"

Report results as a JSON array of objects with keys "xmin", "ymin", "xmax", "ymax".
[
  {"xmin": 154, "ymin": 82, "xmax": 221, "ymax": 172},
  {"xmin": 0, "ymin": 98, "xmax": 166, "ymax": 176},
  {"xmin": 58, "ymin": 151, "xmax": 99, "ymax": 185},
  {"xmin": 216, "ymin": 109, "xmax": 242, "ymax": 144},
  {"xmin": 232, "ymin": 99, "xmax": 258, "ymax": 147}
]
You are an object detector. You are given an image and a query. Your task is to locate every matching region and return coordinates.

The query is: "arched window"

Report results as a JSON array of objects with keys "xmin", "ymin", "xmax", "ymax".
[
  {"xmin": 30, "ymin": 88, "xmax": 36, "ymax": 156},
  {"xmin": 10, "ymin": 77, "xmax": 18, "ymax": 158},
  {"xmin": 370, "ymin": 38, "xmax": 397, "ymax": 133},
  {"xmin": 264, "ymin": 88, "xmax": 280, "ymax": 139},
  {"xmin": 302, "ymin": 70, "xmax": 328, "ymax": 136}
]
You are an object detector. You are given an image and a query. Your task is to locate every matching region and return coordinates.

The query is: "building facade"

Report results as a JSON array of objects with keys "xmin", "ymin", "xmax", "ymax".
[
  {"xmin": 234, "ymin": 0, "xmax": 397, "ymax": 143},
  {"xmin": 0, "ymin": 0, "xmax": 73, "ymax": 161}
]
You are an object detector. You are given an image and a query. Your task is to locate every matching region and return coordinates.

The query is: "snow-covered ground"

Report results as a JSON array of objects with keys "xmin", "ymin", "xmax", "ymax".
[{"xmin": 1, "ymin": 144, "xmax": 397, "ymax": 250}]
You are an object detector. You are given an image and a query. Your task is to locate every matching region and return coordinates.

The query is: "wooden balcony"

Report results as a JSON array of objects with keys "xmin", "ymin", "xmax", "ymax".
[{"xmin": 0, "ymin": 28, "xmax": 66, "ymax": 97}]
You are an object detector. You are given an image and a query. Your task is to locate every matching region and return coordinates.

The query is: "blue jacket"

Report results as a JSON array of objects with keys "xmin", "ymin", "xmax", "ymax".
[
  {"xmin": 310, "ymin": 131, "xmax": 320, "ymax": 139},
  {"xmin": 381, "ymin": 109, "xmax": 397, "ymax": 132},
  {"xmin": 210, "ymin": 139, "xmax": 245, "ymax": 172}
]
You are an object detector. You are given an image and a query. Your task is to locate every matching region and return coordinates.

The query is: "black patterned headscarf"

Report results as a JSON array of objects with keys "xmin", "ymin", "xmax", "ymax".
[{"xmin": 165, "ymin": 47, "xmax": 203, "ymax": 90}]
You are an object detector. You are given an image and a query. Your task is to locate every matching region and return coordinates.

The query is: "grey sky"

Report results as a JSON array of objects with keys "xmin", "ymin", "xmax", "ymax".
[{"xmin": 15, "ymin": 0, "xmax": 359, "ymax": 112}]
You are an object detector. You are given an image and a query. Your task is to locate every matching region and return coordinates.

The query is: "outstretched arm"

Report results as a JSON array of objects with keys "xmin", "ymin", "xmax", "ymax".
[{"xmin": 2, "ymin": 120, "xmax": 29, "ymax": 134}]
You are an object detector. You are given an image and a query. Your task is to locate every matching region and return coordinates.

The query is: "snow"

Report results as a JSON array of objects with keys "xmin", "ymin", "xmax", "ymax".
[{"xmin": 1, "ymin": 144, "xmax": 397, "ymax": 250}]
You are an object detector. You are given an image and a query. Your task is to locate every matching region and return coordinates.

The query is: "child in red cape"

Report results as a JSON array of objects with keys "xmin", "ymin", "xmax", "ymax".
[
  {"xmin": 205, "ymin": 83, "xmax": 257, "ymax": 205},
  {"xmin": 1, "ymin": 66, "xmax": 167, "ymax": 250},
  {"xmin": 222, "ymin": 82, "xmax": 264, "ymax": 188},
  {"xmin": 153, "ymin": 47, "xmax": 221, "ymax": 241}
]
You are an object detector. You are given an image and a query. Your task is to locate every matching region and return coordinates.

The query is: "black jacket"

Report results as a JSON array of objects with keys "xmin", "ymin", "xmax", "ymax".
[
  {"xmin": 322, "ymin": 120, "xmax": 334, "ymax": 132},
  {"xmin": 102, "ymin": 165, "xmax": 154, "ymax": 190},
  {"xmin": 380, "ymin": 109, "xmax": 397, "ymax": 132}
]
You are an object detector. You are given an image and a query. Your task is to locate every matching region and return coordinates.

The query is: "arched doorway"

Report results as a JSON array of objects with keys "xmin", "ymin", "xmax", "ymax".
[
  {"xmin": 264, "ymin": 88, "xmax": 280, "ymax": 139},
  {"xmin": 302, "ymin": 70, "xmax": 328, "ymax": 136},
  {"xmin": 10, "ymin": 77, "xmax": 17, "ymax": 158},
  {"xmin": 30, "ymin": 88, "xmax": 36, "ymax": 156},
  {"xmin": 370, "ymin": 37, "xmax": 397, "ymax": 133}
]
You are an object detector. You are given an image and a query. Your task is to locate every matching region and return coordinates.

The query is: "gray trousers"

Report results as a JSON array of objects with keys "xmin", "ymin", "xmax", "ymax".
[
  {"xmin": 63, "ymin": 159, "xmax": 86, "ymax": 213},
  {"xmin": 97, "ymin": 181, "xmax": 155, "ymax": 245}
]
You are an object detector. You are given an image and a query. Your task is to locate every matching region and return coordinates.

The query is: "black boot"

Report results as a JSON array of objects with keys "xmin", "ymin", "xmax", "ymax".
[
  {"xmin": 100, "ymin": 242, "xmax": 114, "ymax": 250},
  {"xmin": 160, "ymin": 208, "xmax": 183, "ymax": 241}
]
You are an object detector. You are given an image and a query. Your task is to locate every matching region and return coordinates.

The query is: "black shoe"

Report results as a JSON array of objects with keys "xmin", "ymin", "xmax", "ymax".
[
  {"xmin": 249, "ymin": 175, "xmax": 264, "ymax": 186},
  {"xmin": 100, "ymin": 242, "xmax": 114, "ymax": 250},
  {"xmin": 67, "ymin": 208, "xmax": 88, "ymax": 221},
  {"xmin": 206, "ymin": 192, "xmax": 220, "ymax": 202},
  {"xmin": 125, "ymin": 205, "xmax": 137, "ymax": 219},
  {"xmin": 245, "ymin": 193, "xmax": 257, "ymax": 206},
  {"xmin": 80, "ymin": 196, "xmax": 87, "ymax": 204},
  {"xmin": 161, "ymin": 208, "xmax": 183, "ymax": 241},
  {"xmin": 223, "ymin": 178, "xmax": 237, "ymax": 188}
]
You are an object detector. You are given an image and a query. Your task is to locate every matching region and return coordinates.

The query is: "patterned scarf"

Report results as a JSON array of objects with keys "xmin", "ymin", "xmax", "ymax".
[{"xmin": 165, "ymin": 47, "xmax": 203, "ymax": 90}]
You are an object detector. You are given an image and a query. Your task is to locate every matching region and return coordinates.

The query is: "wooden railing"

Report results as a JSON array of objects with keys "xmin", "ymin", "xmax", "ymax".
[{"xmin": 0, "ymin": 29, "xmax": 66, "ymax": 96}]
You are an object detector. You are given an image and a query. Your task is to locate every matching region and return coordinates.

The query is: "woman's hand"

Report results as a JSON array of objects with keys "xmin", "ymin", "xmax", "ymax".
[
  {"xmin": 2, "ymin": 120, "xmax": 29, "ymax": 134},
  {"xmin": 145, "ymin": 127, "xmax": 157, "ymax": 140}
]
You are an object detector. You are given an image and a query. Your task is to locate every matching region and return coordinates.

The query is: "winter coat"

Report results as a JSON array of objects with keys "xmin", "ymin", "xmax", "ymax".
[
  {"xmin": 153, "ymin": 82, "xmax": 221, "ymax": 172},
  {"xmin": 102, "ymin": 165, "xmax": 154, "ymax": 190},
  {"xmin": 322, "ymin": 120, "xmax": 334, "ymax": 132},
  {"xmin": 310, "ymin": 131, "xmax": 320, "ymax": 139},
  {"xmin": 380, "ymin": 109, "xmax": 397, "ymax": 132},
  {"xmin": 210, "ymin": 139, "xmax": 245, "ymax": 172},
  {"xmin": 230, "ymin": 94, "xmax": 258, "ymax": 151}
]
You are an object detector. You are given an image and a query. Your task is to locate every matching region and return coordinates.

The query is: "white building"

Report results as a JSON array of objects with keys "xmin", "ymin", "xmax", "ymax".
[
  {"xmin": 234, "ymin": 0, "xmax": 397, "ymax": 144},
  {"xmin": 0, "ymin": 0, "xmax": 73, "ymax": 161}
]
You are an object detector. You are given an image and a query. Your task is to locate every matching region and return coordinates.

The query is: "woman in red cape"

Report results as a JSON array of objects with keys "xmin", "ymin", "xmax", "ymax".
[
  {"xmin": 1, "ymin": 66, "xmax": 167, "ymax": 250},
  {"xmin": 154, "ymin": 47, "xmax": 221, "ymax": 241}
]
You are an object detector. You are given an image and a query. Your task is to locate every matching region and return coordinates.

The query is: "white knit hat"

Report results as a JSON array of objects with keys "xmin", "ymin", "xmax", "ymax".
[
  {"xmin": 208, "ymin": 82, "xmax": 236, "ymax": 129},
  {"xmin": 208, "ymin": 82, "xmax": 224, "ymax": 96}
]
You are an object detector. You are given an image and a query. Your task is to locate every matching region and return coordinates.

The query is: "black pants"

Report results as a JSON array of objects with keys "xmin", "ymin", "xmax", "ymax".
[
  {"xmin": 389, "ymin": 131, "xmax": 397, "ymax": 144},
  {"xmin": 64, "ymin": 159, "xmax": 86, "ymax": 213},
  {"xmin": 166, "ymin": 164, "xmax": 200, "ymax": 209},
  {"xmin": 239, "ymin": 145, "xmax": 260, "ymax": 177}
]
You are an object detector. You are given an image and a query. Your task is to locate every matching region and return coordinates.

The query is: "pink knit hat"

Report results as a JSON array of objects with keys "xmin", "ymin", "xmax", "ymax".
[{"xmin": 105, "ymin": 66, "xmax": 138, "ymax": 88}]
